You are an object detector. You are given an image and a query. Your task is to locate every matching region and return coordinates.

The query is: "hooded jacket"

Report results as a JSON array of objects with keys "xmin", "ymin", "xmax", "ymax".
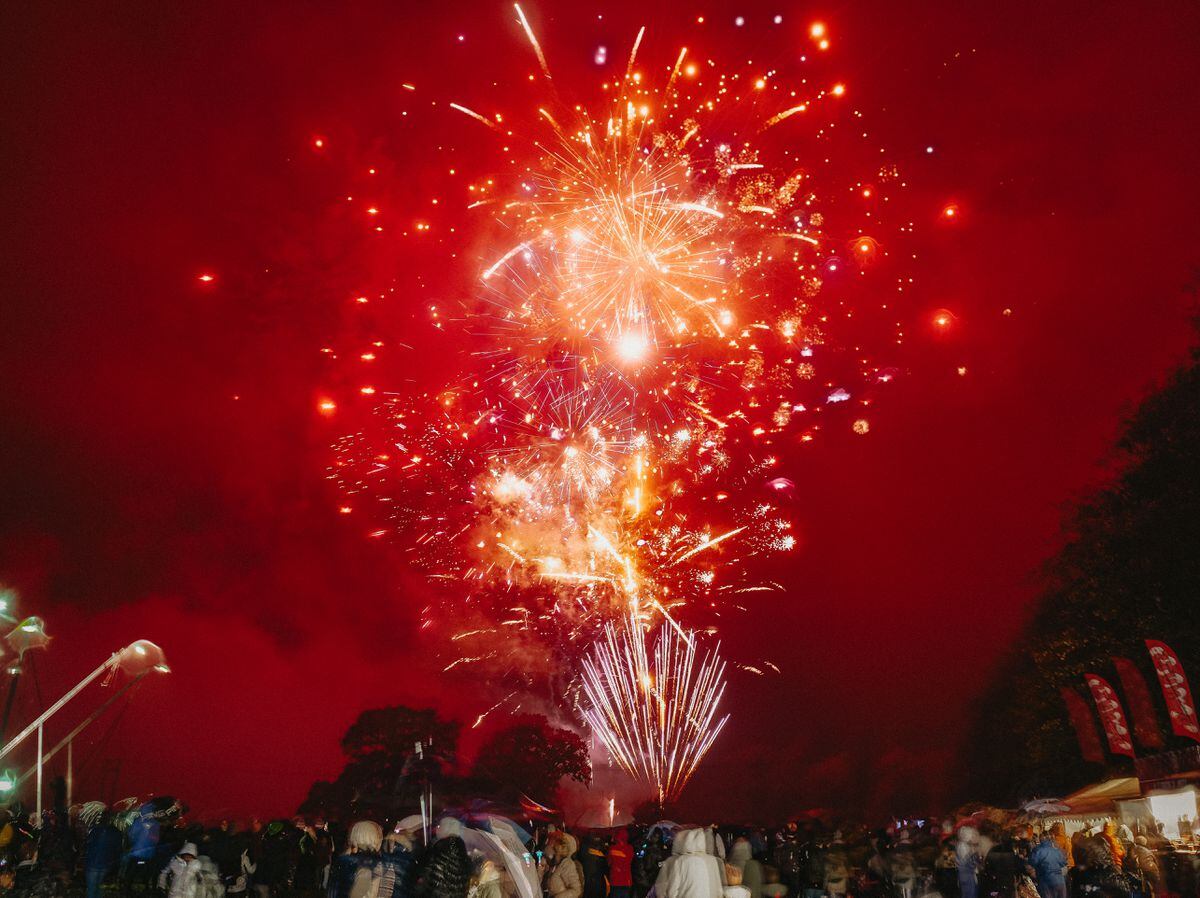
[
  {"xmin": 654, "ymin": 829, "xmax": 723, "ymax": 898},
  {"xmin": 159, "ymin": 851, "xmax": 203, "ymax": 898},
  {"xmin": 608, "ymin": 832, "xmax": 634, "ymax": 888},
  {"xmin": 544, "ymin": 834, "xmax": 583, "ymax": 898}
]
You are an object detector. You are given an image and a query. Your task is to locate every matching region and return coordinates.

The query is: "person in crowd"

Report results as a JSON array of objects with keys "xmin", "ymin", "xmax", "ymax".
[
  {"xmin": 377, "ymin": 819, "xmax": 420, "ymax": 898},
  {"xmin": 773, "ymin": 829, "xmax": 803, "ymax": 898},
  {"xmin": 727, "ymin": 838, "xmax": 763, "ymax": 898},
  {"xmin": 82, "ymin": 804, "xmax": 122, "ymax": 898},
  {"xmin": 542, "ymin": 831, "xmax": 582, "ymax": 898},
  {"xmin": 934, "ymin": 837, "xmax": 960, "ymax": 898},
  {"xmin": 1028, "ymin": 831, "xmax": 1067, "ymax": 898},
  {"xmin": 723, "ymin": 864, "xmax": 750, "ymax": 898},
  {"xmin": 122, "ymin": 805, "xmax": 162, "ymax": 895},
  {"xmin": 979, "ymin": 828, "xmax": 1023, "ymax": 898},
  {"xmin": 956, "ymin": 827, "xmax": 981, "ymax": 898},
  {"xmin": 32, "ymin": 780, "xmax": 75, "ymax": 889},
  {"xmin": 822, "ymin": 838, "xmax": 849, "ymax": 898},
  {"xmin": 578, "ymin": 834, "xmax": 607, "ymax": 898},
  {"xmin": 1127, "ymin": 835, "xmax": 1162, "ymax": 897},
  {"xmin": 474, "ymin": 859, "xmax": 504, "ymax": 898},
  {"xmin": 410, "ymin": 836, "xmax": 469, "ymax": 898},
  {"xmin": 607, "ymin": 829, "xmax": 635, "ymax": 898},
  {"xmin": 254, "ymin": 821, "xmax": 293, "ymax": 898},
  {"xmin": 635, "ymin": 830, "xmax": 669, "ymax": 898},
  {"xmin": 327, "ymin": 821, "xmax": 383, "ymax": 898},
  {"xmin": 1099, "ymin": 822, "xmax": 1126, "ymax": 869},
  {"xmin": 654, "ymin": 827, "xmax": 723, "ymax": 898},
  {"xmin": 888, "ymin": 841, "xmax": 918, "ymax": 898},
  {"xmin": 160, "ymin": 842, "xmax": 203, "ymax": 898},
  {"xmin": 1046, "ymin": 824, "xmax": 1071, "ymax": 869}
]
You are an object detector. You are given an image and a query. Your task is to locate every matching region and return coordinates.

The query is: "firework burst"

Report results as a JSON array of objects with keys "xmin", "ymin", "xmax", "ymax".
[
  {"xmin": 321, "ymin": 2, "xmax": 927, "ymax": 795},
  {"xmin": 579, "ymin": 617, "xmax": 730, "ymax": 805}
]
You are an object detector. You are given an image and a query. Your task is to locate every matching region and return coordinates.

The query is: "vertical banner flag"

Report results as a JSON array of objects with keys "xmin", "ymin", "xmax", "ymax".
[
  {"xmin": 1085, "ymin": 673, "xmax": 1136, "ymax": 757},
  {"xmin": 1061, "ymin": 686, "xmax": 1105, "ymax": 763},
  {"xmin": 1113, "ymin": 657, "xmax": 1165, "ymax": 750},
  {"xmin": 1146, "ymin": 639, "xmax": 1200, "ymax": 741}
]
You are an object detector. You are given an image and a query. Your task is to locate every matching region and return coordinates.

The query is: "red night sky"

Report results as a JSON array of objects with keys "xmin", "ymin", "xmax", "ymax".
[{"xmin": 2, "ymin": 0, "xmax": 1198, "ymax": 821}]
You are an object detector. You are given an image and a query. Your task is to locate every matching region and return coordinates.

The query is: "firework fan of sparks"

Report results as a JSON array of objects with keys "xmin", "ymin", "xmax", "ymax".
[
  {"xmin": 323, "ymin": 3, "xmax": 925, "ymax": 781},
  {"xmin": 579, "ymin": 617, "xmax": 730, "ymax": 805}
]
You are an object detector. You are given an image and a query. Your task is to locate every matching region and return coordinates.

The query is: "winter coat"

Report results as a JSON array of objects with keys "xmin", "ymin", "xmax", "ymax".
[
  {"xmin": 128, "ymin": 816, "xmax": 160, "ymax": 862},
  {"xmin": 608, "ymin": 834, "xmax": 634, "ymax": 888},
  {"xmin": 160, "ymin": 856, "xmax": 204, "ymax": 898},
  {"xmin": 328, "ymin": 852, "xmax": 383, "ymax": 898},
  {"xmin": 580, "ymin": 838, "xmax": 608, "ymax": 898},
  {"xmin": 196, "ymin": 857, "xmax": 226, "ymax": 898},
  {"xmin": 980, "ymin": 845, "xmax": 1023, "ymax": 898},
  {"xmin": 476, "ymin": 863, "xmax": 504, "ymax": 898},
  {"xmin": 1129, "ymin": 844, "xmax": 1161, "ymax": 889},
  {"xmin": 544, "ymin": 837, "xmax": 583, "ymax": 898},
  {"xmin": 377, "ymin": 845, "xmax": 413, "ymax": 898},
  {"xmin": 1028, "ymin": 841, "xmax": 1067, "ymax": 887},
  {"xmin": 654, "ymin": 829, "xmax": 723, "ymax": 898},
  {"xmin": 85, "ymin": 824, "xmax": 123, "ymax": 873}
]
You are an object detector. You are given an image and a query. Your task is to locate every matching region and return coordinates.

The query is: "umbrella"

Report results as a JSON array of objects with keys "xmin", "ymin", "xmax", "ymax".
[
  {"xmin": 645, "ymin": 821, "xmax": 680, "ymax": 843},
  {"xmin": 1021, "ymin": 799, "xmax": 1070, "ymax": 816},
  {"xmin": 456, "ymin": 825, "xmax": 539, "ymax": 898}
]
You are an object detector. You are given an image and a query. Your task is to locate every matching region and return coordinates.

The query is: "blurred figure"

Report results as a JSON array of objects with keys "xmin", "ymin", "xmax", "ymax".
[
  {"xmin": 327, "ymin": 821, "xmax": 382, "ymax": 898},
  {"xmin": 1128, "ymin": 836, "xmax": 1162, "ymax": 897},
  {"xmin": 579, "ymin": 835, "xmax": 608, "ymax": 898},
  {"xmin": 822, "ymin": 840, "xmax": 849, "ymax": 898},
  {"xmin": 724, "ymin": 864, "xmax": 750, "ymax": 898},
  {"xmin": 412, "ymin": 836, "xmax": 470, "ymax": 898},
  {"xmin": 979, "ymin": 830, "xmax": 1022, "ymax": 898},
  {"xmin": 378, "ymin": 818, "xmax": 420, "ymax": 898},
  {"xmin": 474, "ymin": 859, "xmax": 503, "ymax": 898},
  {"xmin": 888, "ymin": 844, "xmax": 917, "ymax": 898},
  {"xmin": 159, "ymin": 842, "xmax": 202, "ymax": 898},
  {"xmin": 82, "ymin": 805, "xmax": 122, "ymax": 898},
  {"xmin": 635, "ymin": 830, "xmax": 669, "ymax": 898},
  {"xmin": 1047, "ymin": 824, "xmax": 1071, "ymax": 869},
  {"xmin": 728, "ymin": 838, "xmax": 763, "ymax": 898},
  {"xmin": 956, "ymin": 827, "xmax": 981, "ymax": 898},
  {"xmin": 1027, "ymin": 832, "xmax": 1067, "ymax": 898},
  {"xmin": 608, "ymin": 829, "xmax": 634, "ymax": 898},
  {"xmin": 1099, "ymin": 823, "xmax": 1125, "ymax": 868},
  {"xmin": 934, "ymin": 839, "xmax": 960, "ymax": 898}
]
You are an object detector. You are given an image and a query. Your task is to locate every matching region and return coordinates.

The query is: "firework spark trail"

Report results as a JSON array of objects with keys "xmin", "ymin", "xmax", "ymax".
[{"xmin": 579, "ymin": 618, "xmax": 729, "ymax": 805}]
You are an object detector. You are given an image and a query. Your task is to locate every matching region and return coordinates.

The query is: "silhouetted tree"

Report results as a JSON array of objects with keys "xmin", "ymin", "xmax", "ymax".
[
  {"xmin": 469, "ymin": 715, "xmax": 591, "ymax": 805},
  {"xmin": 300, "ymin": 705, "xmax": 459, "ymax": 817},
  {"xmin": 964, "ymin": 333, "xmax": 1200, "ymax": 803}
]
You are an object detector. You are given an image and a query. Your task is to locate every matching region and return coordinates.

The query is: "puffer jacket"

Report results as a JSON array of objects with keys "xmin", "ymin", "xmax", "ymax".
[
  {"xmin": 654, "ymin": 829, "xmax": 723, "ymax": 898},
  {"xmin": 544, "ymin": 835, "xmax": 583, "ymax": 898}
]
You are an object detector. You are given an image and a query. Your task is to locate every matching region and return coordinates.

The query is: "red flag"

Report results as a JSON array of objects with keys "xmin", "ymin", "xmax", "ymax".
[
  {"xmin": 1113, "ymin": 657, "xmax": 1165, "ymax": 750},
  {"xmin": 1146, "ymin": 639, "xmax": 1200, "ymax": 742},
  {"xmin": 1061, "ymin": 686, "xmax": 1105, "ymax": 764},
  {"xmin": 1085, "ymin": 674, "xmax": 1135, "ymax": 757}
]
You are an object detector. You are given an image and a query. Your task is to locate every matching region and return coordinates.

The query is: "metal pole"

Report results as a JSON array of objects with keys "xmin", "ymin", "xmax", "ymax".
[
  {"xmin": 0, "ymin": 656, "xmax": 115, "ymax": 762},
  {"xmin": 14, "ymin": 670, "xmax": 148, "ymax": 790},
  {"xmin": 66, "ymin": 738, "xmax": 72, "ymax": 807},
  {"xmin": 36, "ymin": 723, "xmax": 43, "ymax": 821}
]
